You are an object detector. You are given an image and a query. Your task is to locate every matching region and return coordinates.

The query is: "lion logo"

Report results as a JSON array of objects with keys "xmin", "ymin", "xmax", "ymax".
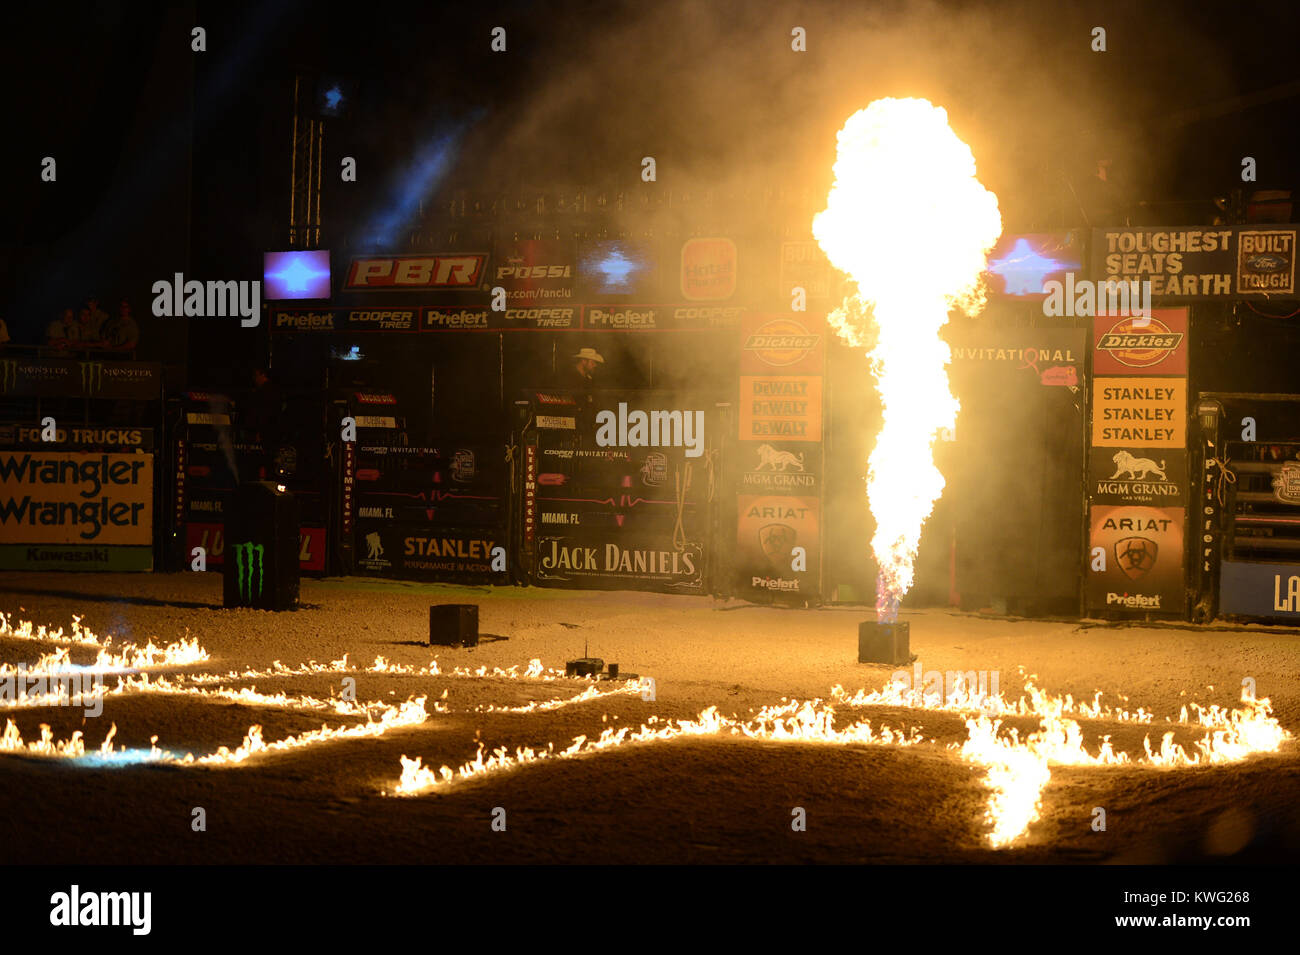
[
  {"xmin": 755, "ymin": 444, "xmax": 805, "ymax": 472},
  {"xmin": 1114, "ymin": 536, "xmax": 1157, "ymax": 579},
  {"xmin": 1110, "ymin": 450, "xmax": 1167, "ymax": 481}
]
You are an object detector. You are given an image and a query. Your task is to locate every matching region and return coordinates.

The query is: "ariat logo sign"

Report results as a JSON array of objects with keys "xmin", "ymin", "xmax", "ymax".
[
  {"xmin": 1114, "ymin": 536, "xmax": 1157, "ymax": 580},
  {"xmin": 233, "ymin": 542, "xmax": 264, "ymax": 600}
]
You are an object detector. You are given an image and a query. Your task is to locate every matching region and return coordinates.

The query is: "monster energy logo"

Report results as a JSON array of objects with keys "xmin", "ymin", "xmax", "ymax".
[
  {"xmin": 233, "ymin": 542, "xmax": 265, "ymax": 600},
  {"xmin": 0, "ymin": 360, "xmax": 16, "ymax": 393},
  {"xmin": 80, "ymin": 362, "xmax": 104, "ymax": 393}
]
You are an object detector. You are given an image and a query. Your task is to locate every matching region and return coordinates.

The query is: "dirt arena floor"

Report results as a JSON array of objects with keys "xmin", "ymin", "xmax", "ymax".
[{"xmin": 1, "ymin": 572, "xmax": 1298, "ymax": 864}]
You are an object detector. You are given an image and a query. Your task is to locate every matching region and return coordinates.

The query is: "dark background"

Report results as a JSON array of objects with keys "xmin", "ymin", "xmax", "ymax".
[{"xmin": 2, "ymin": 0, "xmax": 1298, "ymax": 602}]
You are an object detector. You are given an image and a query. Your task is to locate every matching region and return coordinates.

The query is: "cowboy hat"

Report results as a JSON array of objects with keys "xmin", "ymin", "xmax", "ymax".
[{"xmin": 573, "ymin": 347, "xmax": 605, "ymax": 363}]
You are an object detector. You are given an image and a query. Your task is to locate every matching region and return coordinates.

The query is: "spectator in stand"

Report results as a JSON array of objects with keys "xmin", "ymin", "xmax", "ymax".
[
  {"xmin": 86, "ymin": 297, "xmax": 109, "ymax": 336},
  {"xmin": 77, "ymin": 308, "xmax": 104, "ymax": 347},
  {"xmin": 46, "ymin": 308, "xmax": 81, "ymax": 348},
  {"xmin": 100, "ymin": 300, "xmax": 140, "ymax": 352}
]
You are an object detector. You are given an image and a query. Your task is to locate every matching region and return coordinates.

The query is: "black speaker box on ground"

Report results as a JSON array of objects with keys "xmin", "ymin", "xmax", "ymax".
[
  {"xmin": 430, "ymin": 604, "xmax": 478, "ymax": 646},
  {"xmin": 858, "ymin": 620, "xmax": 910, "ymax": 665},
  {"xmin": 222, "ymin": 482, "xmax": 300, "ymax": 611}
]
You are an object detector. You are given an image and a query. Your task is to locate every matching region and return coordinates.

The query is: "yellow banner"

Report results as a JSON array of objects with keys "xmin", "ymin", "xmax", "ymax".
[
  {"xmin": 1092, "ymin": 377, "xmax": 1187, "ymax": 448},
  {"xmin": 739, "ymin": 376, "xmax": 823, "ymax": 442},
  {"xmin": 0, "ymin": 451, "xmax": 153, "ymax": 545}
]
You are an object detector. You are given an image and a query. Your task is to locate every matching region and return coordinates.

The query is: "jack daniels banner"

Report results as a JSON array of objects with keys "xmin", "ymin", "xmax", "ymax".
[{"xmin": 521, "ymin": 394, "xmax": 720, "ymax": 593}]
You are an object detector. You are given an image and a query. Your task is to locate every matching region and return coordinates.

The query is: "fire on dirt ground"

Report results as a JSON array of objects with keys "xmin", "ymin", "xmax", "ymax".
[{"xmin": 0, "ymin": 572, "xmax": 1296, "ymax": 864}]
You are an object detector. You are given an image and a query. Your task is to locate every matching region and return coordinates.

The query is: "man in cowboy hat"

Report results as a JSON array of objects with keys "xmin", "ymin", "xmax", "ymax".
[{"xmin": 564, "ymin": 346, "xmax": 604, "ymax": 429}]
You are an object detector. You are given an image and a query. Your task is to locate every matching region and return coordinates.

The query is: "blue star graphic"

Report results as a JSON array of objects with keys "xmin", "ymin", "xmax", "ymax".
[
  {"xmin": 595, "ymin": 249, "xmax": 637, "ymax": 289},
  {"xmin": 986, "ymin": 238, "xmax": 1077, "ymax": 295},
  {"xmin": 269, "ymin": 256, "xmax": 329, "ymax": 294}
]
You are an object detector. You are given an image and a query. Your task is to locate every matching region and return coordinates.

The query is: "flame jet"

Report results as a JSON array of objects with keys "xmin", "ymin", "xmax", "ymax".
[{"xmin": 813, "ymin": 98, "xmax": 1001, "ymax": 621}]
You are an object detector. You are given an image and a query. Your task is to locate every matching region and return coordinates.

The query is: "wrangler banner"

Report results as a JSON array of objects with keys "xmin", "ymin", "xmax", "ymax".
[{"xmin": 0, "ymin": 451, "xmax": 154, "ymax": 571}]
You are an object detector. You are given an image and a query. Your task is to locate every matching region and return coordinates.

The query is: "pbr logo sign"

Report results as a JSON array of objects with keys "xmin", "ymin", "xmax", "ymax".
[{"xmin": 344, "ymin": 255, "xmax": 487, "ymax": 290}]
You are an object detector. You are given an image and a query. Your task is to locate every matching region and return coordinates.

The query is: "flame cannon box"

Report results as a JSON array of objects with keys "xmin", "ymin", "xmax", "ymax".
[{"xmin": 222, "ymin": 482, "xmax": 300, "ymax": 610}]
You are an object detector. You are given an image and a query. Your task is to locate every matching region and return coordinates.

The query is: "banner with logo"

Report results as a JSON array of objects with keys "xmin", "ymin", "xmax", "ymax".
[
  {"xmin": 0, "ymin": 359, "xmax": 160, "ymax": 399},
  {"xmin": 342, "ymin": 254, "xmax": 488, "ymax": 291},
  {"xmin": 491, "ymin": 239, "xmax": 576, "ymax": 304},
  {"xmin": 270, "ymin": 308, "xmax": 420, "ymax": 333},
  {"xmin": 1220, "ymin": 560, "xmax": 1300, "ymax": 620},
  {"xmin": 734, "ymin": 314, "xmax": 825, "ymax": 601},
  {"xmin": 1086, "ymin": 305, "xmax": 1189, "ymax": 617},
  {"xmin": 535, "ymin": 535, "xmax": 704, "ymax": 591},
  {"xmin": 185, "ymin": 522, "xmax": 326, "ymax": 572},
  {"xmin": 680, "ymin": 237, "xmax": 737, "ymax": 301},
  {"xmin": 736, "ymin": 494, "xmax": 820, "ymax": 598},
  {"xmin": 948, "ymin": 326, "xmax": 1085, "ymax": 391},
  {"xmin": 581, "ymin": 305, "xmax": 743, "ymax": 331},
  {"xmin": 778, "ymin": 241, "xmax": 846, "ymax": 310},
  {"xmin": 270, "ymin": 304, "xmax": 746, "ymax": 333},
  {"xmin": 1090, "ymin": 449, "xmax": 1186, "ymax": 506},
  {"xmin": 1092, "ymin": 308, "xmax": 1187, "ymax": 376},
  {"xmin": 0, "ymin": 424, "xmax": 154, "ymax": 450},
  {"xmin": 1090, "ymin": 226, "xmax": 1298, "ymax": 298},
  {"xmin": 1086, "ymin": 505, "xmax": 1185, "ymax": 614},
  {"xmin": 353, "ymin": 522, "xmax": 507, "ymax": 583},
  {"xmin": 0, "ymin": 450, "xmax": 153, "ymax": 571},
  {"xmin": 1091, "ymin": 378, "xmax": 1187, "ymax": 448},
  {"xmin": 738, "ymin": 314, "xmax": 826, "ymax": 443}
]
